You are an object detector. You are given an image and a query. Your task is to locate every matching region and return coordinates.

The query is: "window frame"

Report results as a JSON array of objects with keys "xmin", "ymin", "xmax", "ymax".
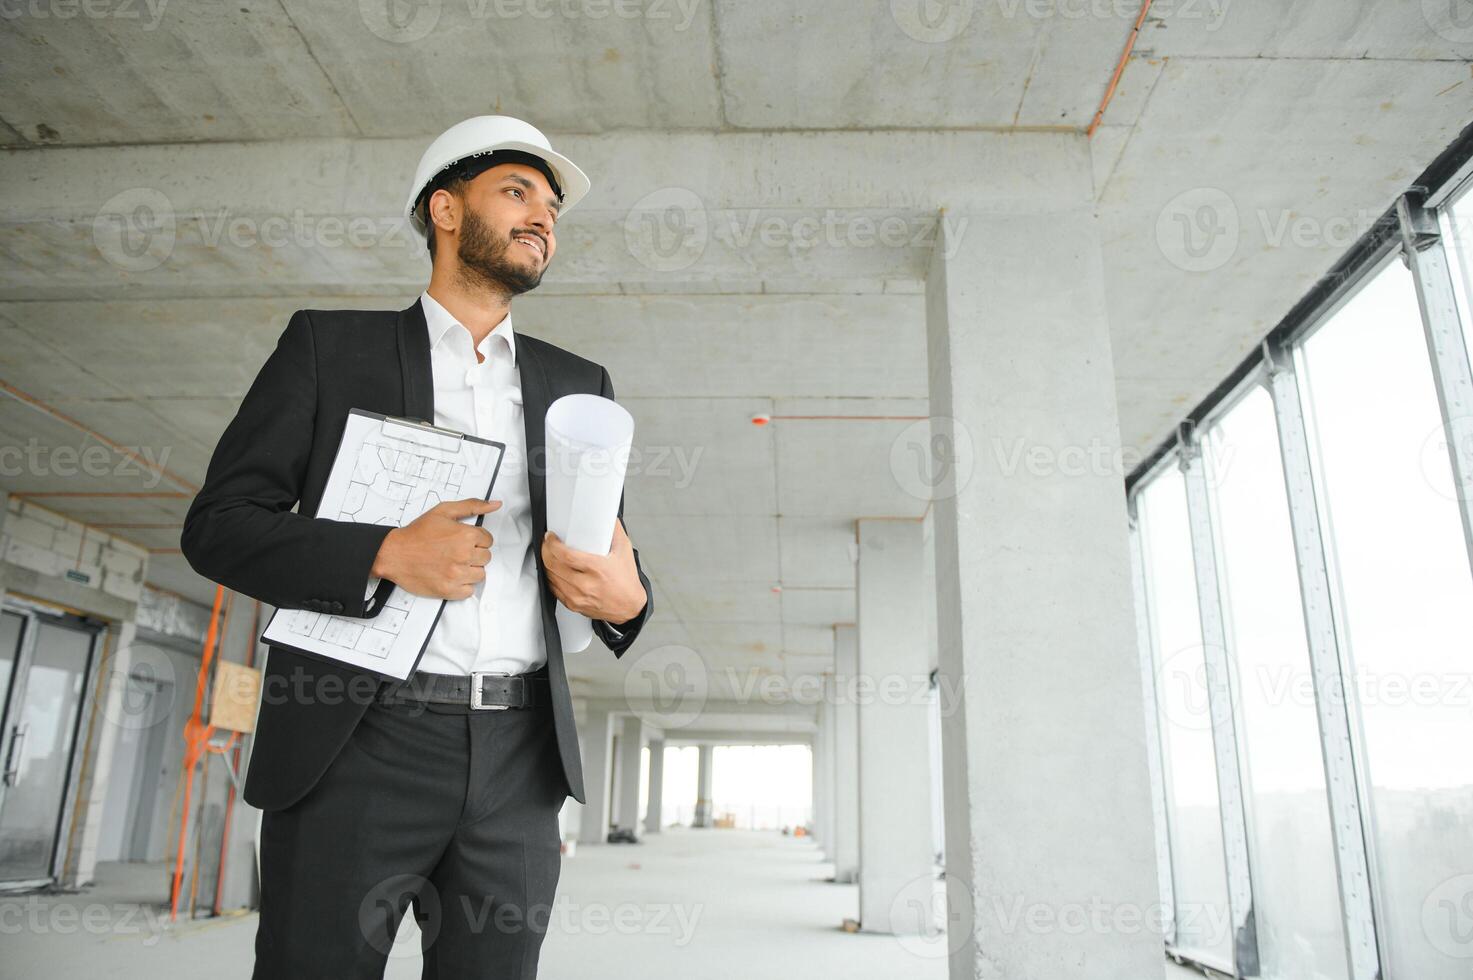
[{"xmin": 1126, "ymin": 128, "xmax": 1473, "ymax": 980}]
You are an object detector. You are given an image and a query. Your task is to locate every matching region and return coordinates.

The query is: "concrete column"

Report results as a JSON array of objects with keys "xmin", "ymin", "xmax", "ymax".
[
  {"xmin": 576, "ymin": 706, "xmax": 614, "ymax": 844},
  {"xmin": 692, "ymin": 744, "xmax": 714, "ymax": 827},
  {"xmin": 643, "ymin": 738, "xmax": 665, "ymax": 834},
  {"xmin": 614, "ymin": 715, "xmax": 644, "ymax": 834},
  {"xmin": 812, "ymin": 685, "xmax": 833, "ymax": 856},
  {"xmin": 855, "ymin": 519, "xmax": 935, "ymax": 935},
  {"xmin": 926, "ymin": 207, "xmax": 1160, "ymax": 978},
  {"xmin": 831, "ymin": 625, "xmax": 859, "ymax": 883},
  {"xmin": 821, "ymin": 674, "xmax": 838, "ymax": 860},
  {"xmin": 560, "ymin": 701, "xmax": 587, "ymax": 843}
]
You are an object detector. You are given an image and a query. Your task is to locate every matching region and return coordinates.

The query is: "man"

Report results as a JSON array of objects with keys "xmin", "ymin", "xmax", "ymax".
[{"xmin": 181, "ymin": 115, "xmax": 653, "ymax": 978}]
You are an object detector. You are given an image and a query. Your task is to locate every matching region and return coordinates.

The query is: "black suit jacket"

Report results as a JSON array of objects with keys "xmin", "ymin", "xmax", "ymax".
[{"xmin": 181, "ymin": 299, "xmax": 653, "ymax": 811}]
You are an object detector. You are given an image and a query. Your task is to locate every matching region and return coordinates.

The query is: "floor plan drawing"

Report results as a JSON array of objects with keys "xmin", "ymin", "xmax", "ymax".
[
  {"xmin": 261, "ymin": 410, "xmax": 505, "ymax": 679},
  {"xmin": 338, "ymin": 429, "xmax": 471, "ymax": 527}
]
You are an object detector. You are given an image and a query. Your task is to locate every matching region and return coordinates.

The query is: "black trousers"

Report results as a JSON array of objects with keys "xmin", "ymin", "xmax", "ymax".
[{"xmin": 253, "ymin": 682, "xmax": 567, "ymax": 979}]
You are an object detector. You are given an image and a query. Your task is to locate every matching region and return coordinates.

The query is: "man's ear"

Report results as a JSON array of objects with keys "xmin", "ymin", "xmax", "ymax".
[{"xmin": 429, "ymin": 187, "xmax": 459, "ymax": 238}]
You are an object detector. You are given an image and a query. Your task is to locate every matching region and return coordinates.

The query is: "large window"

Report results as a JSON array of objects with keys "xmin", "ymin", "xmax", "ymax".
[
  {"xmin": 1130, "ymin": 173, "xmax": 1473, "ymax": 980},
  {"xmin": 1298, "ymin": 259, "xmax": 1473, "ymax": 979},
  {"xmin": 1204, "ymin": 387, "xmax": 1348, "ymax": 980},
  {"xmin": 1442, "ymin": 186, "xmax": 1473, "ymax": 364},
  {"xmin": 1137, "ymin": 467, "xmax": 1233, "ymax": 968}
]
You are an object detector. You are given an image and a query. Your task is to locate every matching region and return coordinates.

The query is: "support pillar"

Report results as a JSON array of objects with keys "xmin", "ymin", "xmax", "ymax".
[
  {"xmin": 576, "ymin": 706, "xmax": 614, "ymax": 844},
  {"xmin": 693, "ymin": 744, "xmax": 713, "ymax": 827},
  {"xmin": 856, "ymin": 518, "xmax": 935, "ymax": 934},
  {"xmin": 643, "ymin": 739, "xmax": 665, "ymax": 834},
  {"xmin": 813, "ymin": 680, "xmax": 835, "ymax": 857},
  {"xmin": 925, "ymin": 205, "xmax": 1160, "ymax": 977},
  {"xmin": 831, "ymin": 625, "xmax": 859, "ymax": 883},
  {"xmin": 614, "ymin": 715, "xmax": 644, "ymax": 834}
]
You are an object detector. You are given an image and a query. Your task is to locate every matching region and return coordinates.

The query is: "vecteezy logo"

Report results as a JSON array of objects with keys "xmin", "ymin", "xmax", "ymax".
[
  {"xmin": 1423, "ymin": 0, "xmax": 1473, "ymax": 43},
  {"xmin": 100, "ymin": 656, "xmax": 178, "ymax": 733},
  {"xmin": 93, "ymin": 187, "xmax": 176, "ymax": 272},
  {"xmin": 1154, "ymin": 645, "xmax": 1217, "ymax": 734},
  {"xmin": 890, "ymin": 0, "xmax": 974, "ymax": 42},
  {"xmin": 623, "ymin": 187, "xmax": 709, "ymax": 273},
  {"xmin": 359, "ymin": 0, "xmax": 441, "ymax": 43},
  {"xmin": 890, "ymin": 416, "xmax": 975, "ymax": 502},
  {"xmin": 890, "ymin": 872, "xmax": 974, "ymax": 958},
  {"xmin": 1423, "ymin": 873, "xmax": 1473, "ymax": 958},
  {"xmin": 359, "ymin": 874, "xmax": 439, "ymax": 959},
  {"xmin": 1419, "ymin": 415, "xmax": 1473, "ymax": 503},
  {"xmin": 1155, "ymin": 187, "xmax": 1239, "ymax": 273},
  {"xmin": 622, "ymin": 644, "xmax": 707, "ymax": 729}
]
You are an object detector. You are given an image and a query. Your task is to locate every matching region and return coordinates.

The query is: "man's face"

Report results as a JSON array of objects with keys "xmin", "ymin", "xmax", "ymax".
[{"xmin": 434, "ymin": 162, "xmax": 561, "ymax": 294}]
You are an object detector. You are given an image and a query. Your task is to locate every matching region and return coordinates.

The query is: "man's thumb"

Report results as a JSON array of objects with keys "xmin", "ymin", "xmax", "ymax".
[{"xmin": 438, "ymin": 498, "xmax": 502, "ymax": 520}]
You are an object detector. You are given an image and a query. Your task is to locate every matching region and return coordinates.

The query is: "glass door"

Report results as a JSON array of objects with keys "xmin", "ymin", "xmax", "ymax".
[{"xmin": 0, "ymin": 608, "xmax": 100, "ymax": 885}]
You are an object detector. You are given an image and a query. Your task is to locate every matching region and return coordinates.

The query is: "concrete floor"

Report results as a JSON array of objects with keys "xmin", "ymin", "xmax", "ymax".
[
  {"xmin": 538, "ymin": 829, "xmax": 946, "ymax": 980},
  {"xmin": 1, "ymin": 830, "xmax": 1204, "ymax": 979},
  {"xmin": 0, "ymin": 830, "xmax": 937, "ymax": 979}
]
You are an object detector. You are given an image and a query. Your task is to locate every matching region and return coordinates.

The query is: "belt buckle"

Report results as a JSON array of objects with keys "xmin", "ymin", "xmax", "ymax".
[{"xmin": 469, "ymin": 671, "xmax": 512, "ymax": 711}]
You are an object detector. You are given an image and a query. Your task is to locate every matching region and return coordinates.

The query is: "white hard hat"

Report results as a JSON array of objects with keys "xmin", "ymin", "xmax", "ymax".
[{"xmin": 404, "ymin": 115, "xmax": 591, "ymax": 234}]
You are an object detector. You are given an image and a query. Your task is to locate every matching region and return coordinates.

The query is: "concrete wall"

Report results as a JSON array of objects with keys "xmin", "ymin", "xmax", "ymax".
[
  {"xmin": 0, "ymin": 496, "xmax": 260, "ymax": 911},
  {"xmin": 1, "ymin": 497, "xmax": 147, "ymax": 608}
]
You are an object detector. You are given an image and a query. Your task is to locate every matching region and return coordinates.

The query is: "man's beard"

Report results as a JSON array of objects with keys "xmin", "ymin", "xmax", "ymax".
[{"xmin": 455, "ymin": 206, "xmax": 545, "ymax": 297}]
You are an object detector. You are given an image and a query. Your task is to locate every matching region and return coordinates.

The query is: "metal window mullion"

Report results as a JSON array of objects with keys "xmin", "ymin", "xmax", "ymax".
[
  {"xmin": 1179, "ymin": 443, "xmax": 1260, "ymax": 977},
  {"xmin": 1398, "ymin": 194, "xmax": 1473, "ymax": 582},
  {"xmin": 1128, "ymin": 503, "xmax": 1178, "ymax": 948},
  {"xmin": 1263, "ymin": 342, "xmax": 1383, "ymax": 980}
]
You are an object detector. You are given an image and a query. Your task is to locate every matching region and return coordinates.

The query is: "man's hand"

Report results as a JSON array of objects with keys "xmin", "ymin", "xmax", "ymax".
[
  {"xmin": 542, "ymin": 520, "xmax": 647, "ymax": 624},
  {"xmin": 371, "ymin": 498, "xmax": 500, "ymax": 600}
]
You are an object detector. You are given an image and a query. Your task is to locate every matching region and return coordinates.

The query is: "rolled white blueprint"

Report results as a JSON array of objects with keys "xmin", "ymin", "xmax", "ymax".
[{"xmin": 544, "ymin": 394, "xmax": 635, "ymax": 653}]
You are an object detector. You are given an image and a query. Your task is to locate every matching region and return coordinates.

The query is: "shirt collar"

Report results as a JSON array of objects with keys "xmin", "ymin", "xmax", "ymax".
[{"xmin": 419, "ymin": 290, "xmax": 517, "ymax": 367}]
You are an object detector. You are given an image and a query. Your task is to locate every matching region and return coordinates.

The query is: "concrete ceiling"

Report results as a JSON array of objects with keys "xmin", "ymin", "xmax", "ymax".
[{"xmin": 1, "ymin": 0, "xmax": 1470, "ymax": 706}]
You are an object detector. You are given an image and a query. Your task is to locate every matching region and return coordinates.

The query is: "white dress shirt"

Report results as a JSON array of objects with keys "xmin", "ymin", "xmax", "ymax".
[{"xmin": 407, "ymin": 290, "xmax": 546, "ymax": 676}]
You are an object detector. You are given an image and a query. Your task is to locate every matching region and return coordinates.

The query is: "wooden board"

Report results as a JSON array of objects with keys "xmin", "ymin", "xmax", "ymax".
[{"xmin": 210, "ymin": 660, "xmax": 261, "ymax": 734}]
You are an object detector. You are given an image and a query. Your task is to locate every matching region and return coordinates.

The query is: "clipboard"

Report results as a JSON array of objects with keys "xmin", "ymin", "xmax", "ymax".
[{"xmin": 260, "ymin": 409, "xmax": 506, "ymax": 680}]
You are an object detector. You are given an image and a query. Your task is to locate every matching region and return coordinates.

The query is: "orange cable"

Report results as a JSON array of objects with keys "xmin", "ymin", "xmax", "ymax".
[
  {"xmin": 1086, "ymin": 0, "xmax": 1155, "ymax": 138},
  {"xmin": 0, "ymin": 379, "xmax": 199, "ymax": 494},
  {"xmin": 213, "ymin": 599, "xmax": 259, "ymax": 914},
  {"xmin": 169, "ymin": 584, "xmax": 225, "ymax": 921}
]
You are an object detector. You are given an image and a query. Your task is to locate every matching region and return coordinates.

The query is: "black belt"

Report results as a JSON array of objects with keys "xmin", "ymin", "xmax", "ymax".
[{"xmin": 378, "ymin": 669, "xmax": 549, "ymax": 711}]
